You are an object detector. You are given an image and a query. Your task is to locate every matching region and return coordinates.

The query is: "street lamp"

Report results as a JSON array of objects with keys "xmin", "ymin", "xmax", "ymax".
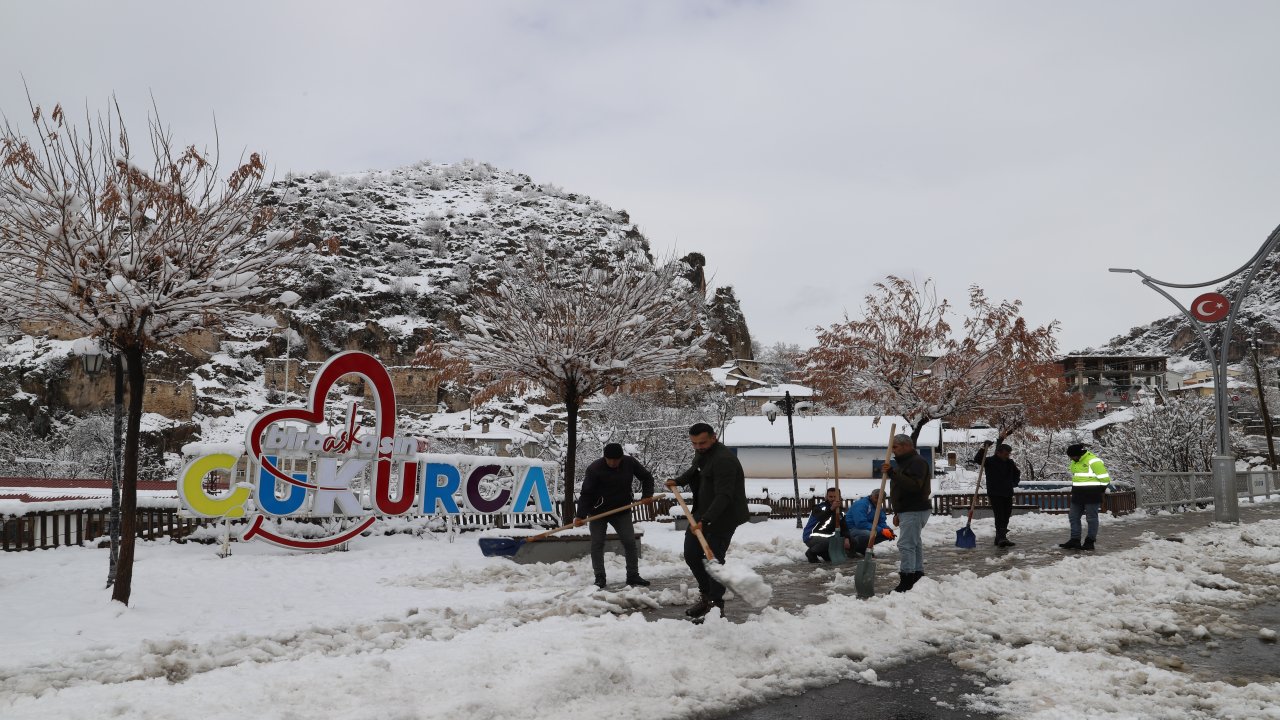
[
  {"xmin": 75, "ymin": 338, "xmax": 123, "ymax": 588},
  {"xmin": 1108, "ymin": 220, "xmax": 1280, "ymax": 524},
  {"xmin": 761, "ymin": 391, "xmax": 812, "ymax": 528}
]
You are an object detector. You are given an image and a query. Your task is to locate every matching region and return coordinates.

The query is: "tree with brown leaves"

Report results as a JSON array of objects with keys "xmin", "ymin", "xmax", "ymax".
[
  {"xmin": 802, "ymin": 276, "xmax": 1060, "ymax": 443},
  {"xmin": 0, "ymin": 94, "xmax": 302, "ymax": 605}
]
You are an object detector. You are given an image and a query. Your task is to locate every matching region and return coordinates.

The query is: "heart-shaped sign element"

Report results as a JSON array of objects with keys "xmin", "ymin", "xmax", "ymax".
[{"xmin": 246, "ymin": 351, "xmax": 416, "ymax": 516}]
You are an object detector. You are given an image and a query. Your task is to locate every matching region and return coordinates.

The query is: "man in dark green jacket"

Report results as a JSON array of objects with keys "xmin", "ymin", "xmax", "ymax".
[
  {"xmin": 665, "ymin": 422, "xmax": 748, "ymax": 619},
  {"xmin": 886, "ymin": 433, "xmax": 932, "ymax": 593}
]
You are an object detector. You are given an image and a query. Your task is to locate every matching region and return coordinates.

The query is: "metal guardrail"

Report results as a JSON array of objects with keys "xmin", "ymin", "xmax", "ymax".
[{"xmin": 1135, "ymin": 470, "xmax": 1278, "ymax": 510}]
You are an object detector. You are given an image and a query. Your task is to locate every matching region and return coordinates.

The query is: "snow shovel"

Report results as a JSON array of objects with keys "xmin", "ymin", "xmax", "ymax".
[
  {"xmin": 956, "ymin": 447, "xmax": 988, "ymax": 549},
  {"xmin": 668, "ymin": 486, "xmax": 772, "ymax": 608},
  {"xmin": 854, "ymin": 424, "xmax": 895, "ymax": 599},
  {"xmin": 478, "ymin": 495, "xmax": 661, "ymax": 558}
]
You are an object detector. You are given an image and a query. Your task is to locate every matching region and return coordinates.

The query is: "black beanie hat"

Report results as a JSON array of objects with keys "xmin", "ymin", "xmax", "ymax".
[
  {"xmin": 603, "ymin": 443, "xmax": 624, "ymax": 459},
  {"xmin": 1066, "ymin": 443, "xmax": 1086, "ymax": 457}
]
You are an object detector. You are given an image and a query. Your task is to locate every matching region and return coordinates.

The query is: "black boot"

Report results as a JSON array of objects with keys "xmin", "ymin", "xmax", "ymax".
[
  {"xmin": 689, "ymin": 599, "xmax": 725, "ymax": 625},
  {"xmin": 1058, "ymin": 538, "xmax": 1081, "ymax": 550},
  {"xmin": 1081, "ymin": 538, "xmax": 1095, "ymax": 551},
  {"xmin": 625, "ymin": 575, "xmax": 651, "ymax": 587},
  {"xmin": 904, "ymin": 571, "xmax": 924, "ymax": 591},
  {"xmin": 999, "ymin": 539, "xmax": 1017, "ymax": 547},
  {"xmin": 892, "ymin": 572, "xmax": 912, "ymax": 593},
  {"xmin": 685, "ymin": 597, "xmax": 714, "ymax": 618},
  {"xmin": 594, "ymin": 575, "xmax": 607, "ymax": 589}
]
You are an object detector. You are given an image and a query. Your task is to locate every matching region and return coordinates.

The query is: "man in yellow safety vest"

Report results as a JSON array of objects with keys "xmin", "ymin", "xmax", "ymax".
[{"xmin": 1060, "ymin": 443, "xmax": 1110, "ymax": 551}]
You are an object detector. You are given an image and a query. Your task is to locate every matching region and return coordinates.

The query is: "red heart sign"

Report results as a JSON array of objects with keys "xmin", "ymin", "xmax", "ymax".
[{"xmin": 246, "ymin": 351, "xmax": 416, "ymax": 515}]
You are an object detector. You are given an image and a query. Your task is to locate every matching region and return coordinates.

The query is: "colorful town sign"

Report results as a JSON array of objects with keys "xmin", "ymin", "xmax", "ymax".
[{"xmin": 177, "ymin": 351, "xmax": 555, "ymax": 549}]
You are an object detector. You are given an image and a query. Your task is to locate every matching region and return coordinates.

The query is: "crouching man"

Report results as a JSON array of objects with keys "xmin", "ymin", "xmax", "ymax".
[
  {"xmin": 801, "ymin": 487, "xmax": 851, "ymax": 562},
  {"xmin": 844, "ymin": 488, "xmax": 895, "ymax": 555}
]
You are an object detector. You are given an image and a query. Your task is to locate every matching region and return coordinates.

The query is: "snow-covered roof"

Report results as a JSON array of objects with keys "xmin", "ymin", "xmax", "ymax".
[
  {"xmin": 1081, "ymin": 406, "xmax": 1137, "ymax": 432},
  {"xmin": 736, "ymin": 383, "xmax": 814, "ymax": 399},
  {"xmin": 725, "ymin": 415, "xmax": 942, "ymax": 448},
  {"xmin": 941, "ymin": 428, "xmax": 999, "ymax": 444}
]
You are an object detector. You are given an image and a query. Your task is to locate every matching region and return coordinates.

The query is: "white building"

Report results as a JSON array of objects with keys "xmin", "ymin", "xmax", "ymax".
[{"xmin": 723, "ymin": 415, "xmax": 943, "ymax": 479}]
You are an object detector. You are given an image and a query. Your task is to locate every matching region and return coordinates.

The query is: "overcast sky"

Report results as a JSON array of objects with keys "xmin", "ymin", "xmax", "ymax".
[{"xmin": 4, "ymin": 0, "xmax": 1280, "ymax": 354}]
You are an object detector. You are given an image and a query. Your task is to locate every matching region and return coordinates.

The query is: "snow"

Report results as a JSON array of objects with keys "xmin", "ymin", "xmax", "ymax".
[{"xmin": 3, "ymin": 505, "xmax": 1279, "ymax": 719}]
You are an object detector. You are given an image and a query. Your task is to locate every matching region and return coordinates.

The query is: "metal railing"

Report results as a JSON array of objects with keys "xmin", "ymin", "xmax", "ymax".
[
  {"xmin": 931, "ymin": 491, "xmax": 1138, "ymax": 517},
  {"xmin": 1135, "ymin": 470, "xmax": 1277, "ymax": 510}
]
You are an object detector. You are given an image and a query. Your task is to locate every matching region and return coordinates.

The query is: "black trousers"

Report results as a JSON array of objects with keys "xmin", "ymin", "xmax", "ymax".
[
  {"xmin": 684, "ymin": 524, "xmax": 737, "ymax": 601},
  {"xmin": 990, "ymin": 495, "xmax": 1014, "ymax": 539}
]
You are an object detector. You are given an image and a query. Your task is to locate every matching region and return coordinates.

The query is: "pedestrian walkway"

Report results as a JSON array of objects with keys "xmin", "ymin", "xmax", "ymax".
[
  {"xmin": 640, "ymin": 501, "xmax": 1280, "ymax": 719},
  {"xmin": 642, "ymin": 501, "xmax": 1280, "ymax": 623}
]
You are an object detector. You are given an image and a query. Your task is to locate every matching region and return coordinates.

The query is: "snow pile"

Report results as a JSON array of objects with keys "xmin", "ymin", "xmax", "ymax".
[
  {"xmin": 1, "ymin": 512, "xmax": 1278, "ymax": 719},
  {"xmin": 707, "ymin": 559, "xmax": 772, "ymax": 607}
]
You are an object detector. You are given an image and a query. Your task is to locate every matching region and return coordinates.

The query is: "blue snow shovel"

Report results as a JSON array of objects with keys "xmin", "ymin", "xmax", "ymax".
[
  {"xmin": 955, "ymin": 448, "xmax": 988, "ymax": 549},
  {"xmin": 478, "ymin": 495, "xmax": 661, "ymax": 558}
]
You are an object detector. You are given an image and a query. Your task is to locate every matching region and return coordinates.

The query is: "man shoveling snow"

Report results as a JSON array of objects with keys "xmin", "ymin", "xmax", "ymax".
[{"xmin": 666, "ymin": 422, "xmax": 771, "ymax": 620}]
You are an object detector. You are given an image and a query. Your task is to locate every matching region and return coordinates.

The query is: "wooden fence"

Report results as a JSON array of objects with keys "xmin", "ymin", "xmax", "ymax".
[
  {"xmin": 1, "ymin": 507, "xmax": 218, "ymax": 552},
  {"xmin": 3, "ymin": 490, "xmax": 1139, "ymax": 552}
]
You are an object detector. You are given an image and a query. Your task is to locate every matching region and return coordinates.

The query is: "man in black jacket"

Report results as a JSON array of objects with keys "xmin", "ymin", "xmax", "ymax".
[
  {"xmin": 575, "ymin": 443, "xmax": 654, "ymax": 589},
  {"xmin": 886, "ymin": 434, "xmax": 932, "ymax": 593},
  {"xmin": 665, "ymin": 422, "xmax": 749, "ymax": 619},
  {"xmin": 976, "ymin": 441, "xmax": 1022, "ymax": 547}
]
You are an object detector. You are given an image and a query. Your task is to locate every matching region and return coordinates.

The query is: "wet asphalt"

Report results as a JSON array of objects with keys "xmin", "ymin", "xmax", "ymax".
[{"xmin": 634, "ymin": 501, "xmax": 1280, "ymax": 719}]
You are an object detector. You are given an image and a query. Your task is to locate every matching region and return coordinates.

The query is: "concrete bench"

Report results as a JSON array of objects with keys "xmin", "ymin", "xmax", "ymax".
[
  {"xmin": 948, "ymin": 504, "xmax": 1040, "ymax": 519},
  {"xmin": 497, "ymin": 528, "xmax": 645, "ymax": 564}
]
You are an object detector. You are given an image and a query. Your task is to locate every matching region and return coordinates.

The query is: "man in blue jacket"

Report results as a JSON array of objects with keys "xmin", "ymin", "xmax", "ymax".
[{"xmin": 844, "ymin": 488, "xmax": 895, "ymax": 555}]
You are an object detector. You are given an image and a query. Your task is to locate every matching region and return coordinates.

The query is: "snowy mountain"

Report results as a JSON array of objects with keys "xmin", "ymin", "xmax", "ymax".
[
  {"xmin": 0, "ymin": 160, "xmax": 753, "ymax": 451},
  {"xmin": 1092, "ymin": 248, "xmax": 1280, "ymax": 363}
]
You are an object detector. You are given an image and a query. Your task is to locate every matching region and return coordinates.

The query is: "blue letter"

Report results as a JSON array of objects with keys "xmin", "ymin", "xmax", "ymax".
[{"xmin": 421, "ymin": 462, "xmax": 461, "ymax": 514}]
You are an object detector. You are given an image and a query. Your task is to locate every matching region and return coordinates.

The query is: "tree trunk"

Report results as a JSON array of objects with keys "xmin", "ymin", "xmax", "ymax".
[
  {"xmin": 563, "ymin": 391, "xmax": 578, "ymax": 521},
  {"xmin": 111, "ymin": 343, "xmax": 146, "ymax": 606}
]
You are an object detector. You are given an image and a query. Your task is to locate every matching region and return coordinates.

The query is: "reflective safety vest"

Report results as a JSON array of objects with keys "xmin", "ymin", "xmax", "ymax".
[{"xmin": 1070, "ymin": 451, "xmax": 1111, "ymax": 489}]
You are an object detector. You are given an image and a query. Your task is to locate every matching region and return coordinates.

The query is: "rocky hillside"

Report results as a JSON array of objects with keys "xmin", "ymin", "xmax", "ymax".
[
  {"xmin": 0, "ymin": 160, "xmax": 754, "ymax": 447},
  {"xmin": 1097, "ymin": 246, "xmax": 1280, "ymax": 364}
]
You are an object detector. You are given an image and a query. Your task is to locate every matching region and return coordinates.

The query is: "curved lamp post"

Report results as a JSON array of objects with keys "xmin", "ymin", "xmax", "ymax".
[
  {"xmin": 75, "ymin": 338, "xmax": 124, "ymax": 587},
  {"xmin": 1109, "ymin": 221, "xmax": 1280, "ymax": 523},
  {"xmin": 761, "ymin": 391, "xmax": 813, "ymax": 528}
]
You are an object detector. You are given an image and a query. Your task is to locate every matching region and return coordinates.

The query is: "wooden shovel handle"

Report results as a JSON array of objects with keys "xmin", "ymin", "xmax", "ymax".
[
  {"xmin": 866, "ymin": 424, "xmax": 895, "ymax": 554},
  {"xmin": 966, "ymin": 448, "xmax": 988, "ymax": 522},
  {"xmin": 528, "ymin": 494, "xmax": 662, "ymax": 543},
  {"xmin": 670, "ymin": 487, "xmax": 715, "ymax": 561}
]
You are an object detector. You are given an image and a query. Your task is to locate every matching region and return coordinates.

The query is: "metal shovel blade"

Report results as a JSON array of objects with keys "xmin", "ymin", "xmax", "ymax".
[
  {"xmin": 854, "ymin": 553, "xmax": 876, "ymax": 598},
  {"xmin": 955, "ymin": 525, "xmax": 977, "ymax": 549},
  {"xmin": 477, "ymin": 537, "xmax": 524, "ymax": 557},
  {"xmin": 827, "ymin": 535, "xmax": 848, "ymax": 564}
]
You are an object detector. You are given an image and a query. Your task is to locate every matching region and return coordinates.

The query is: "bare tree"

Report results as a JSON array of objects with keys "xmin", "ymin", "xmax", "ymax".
[
  {"xmin": 452, "ymin": 247, "xmax": 707, "ymax": 516},
  {"xmin": 0, "ymin": 95, "xmax": 301, "ymax": 605},
  {"xmin": 802, "ymin": 277, "xmax": 1059, "ymax": 443},
  {"xmin": 1099, "ymin": 396, "xmax": 1242, "ymax": 478}
]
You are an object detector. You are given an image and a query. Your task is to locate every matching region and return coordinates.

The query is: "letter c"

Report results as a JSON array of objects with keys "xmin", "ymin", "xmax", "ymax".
[{"xmin": 180, "ymin": 454, "xmax": 251, "ymax": 518}]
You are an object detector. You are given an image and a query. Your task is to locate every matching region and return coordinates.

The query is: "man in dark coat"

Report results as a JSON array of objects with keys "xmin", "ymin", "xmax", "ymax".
[
  {"xmin": 665, "ymin": 422, "xmax": 749, "ymax": 619},
  {"xmin": 886, "ymin": 433, "xmax": 932, "ymax": 593},
  {"xmin": 575, "ymin": 443, "xmax": 654, "ymax": 588},
  {"xmin": 976, "ymin": 441, "xmax": 1022, "ymax": 547}
]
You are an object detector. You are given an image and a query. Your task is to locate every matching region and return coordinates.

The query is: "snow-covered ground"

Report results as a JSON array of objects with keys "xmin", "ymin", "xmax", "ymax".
[{"xmin": 2, "ymin": 506, "xmax": 1279, "ymax": 719}]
